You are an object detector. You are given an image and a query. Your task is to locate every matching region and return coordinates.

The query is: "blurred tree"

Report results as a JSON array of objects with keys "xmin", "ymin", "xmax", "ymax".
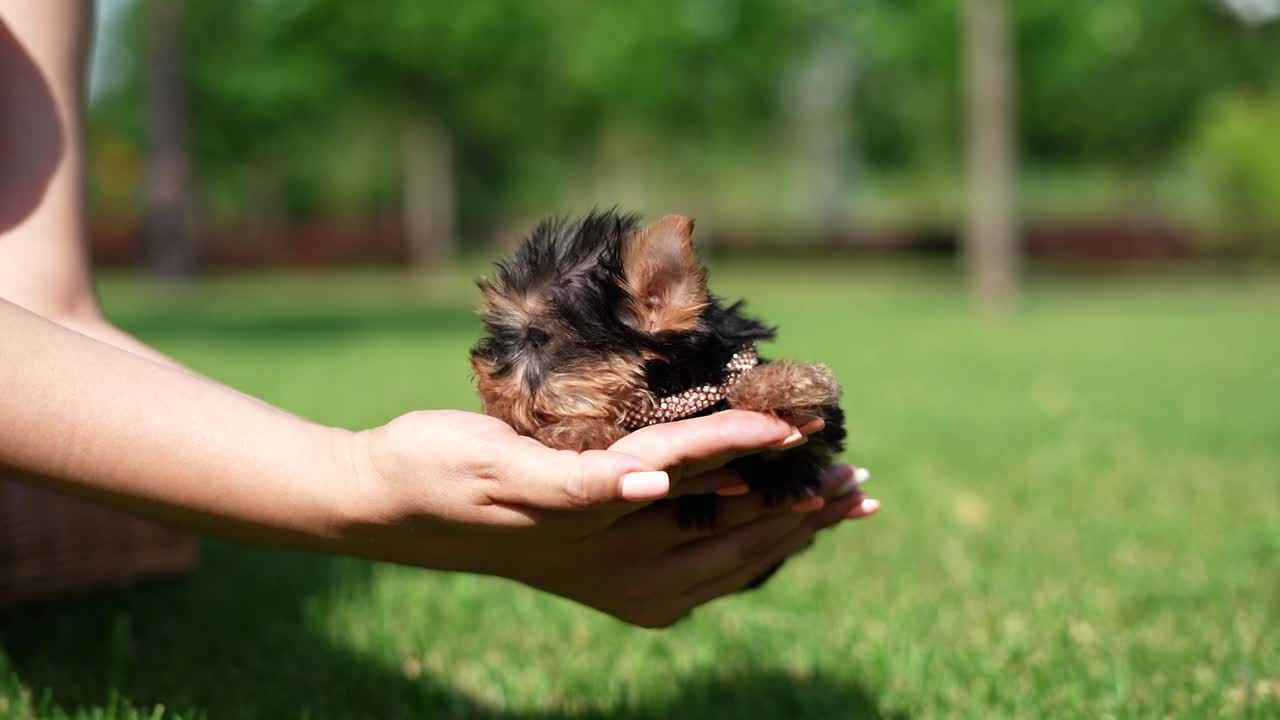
[
  {"xmin": 206, "ymin": 0, "xmax": 820, "ymax": 255},
  {"xmin": 161, "ymin": 1, "xmax": 571, "ymax": 266},
  {"xmin": 1189, "ymin": 92, "xmax": 1280, "ymax": 258},
  {"xmin": 87, "ymin": 0, "xmax": 1280, "ymax": 268},
  {"xmin": 1016, "ymin": 1, "xmax": 1280, "ymax": 166},
  {"xmin": 277, "ymin": 2, "xmax": 555, "ymax": 266},
  {"xmin": 141, "ymin": 0, "xmax": 196, "ymax": 279},
  {"xmin": 784, "ymin": 20, "xmax": 858, "ymax": 235},
  {"xmin": 401, "ymin": 118, "xmax": 455, "ymax": 267},
  {"xmin": 963, "ymin": 0, "xmax": 1019, "ymax": 311},
  {"xmin": 854, "ymin": 0, "xmax": 1280, "ymax": 171},
  {"xmin": 853, "ymin": 1, "xmax": 961, "ymax": 170}
]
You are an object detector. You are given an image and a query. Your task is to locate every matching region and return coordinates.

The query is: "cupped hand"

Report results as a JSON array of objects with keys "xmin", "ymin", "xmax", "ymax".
[{"xmin": 342, "ymin": 409, "xmax": 878, "ymax": 628}]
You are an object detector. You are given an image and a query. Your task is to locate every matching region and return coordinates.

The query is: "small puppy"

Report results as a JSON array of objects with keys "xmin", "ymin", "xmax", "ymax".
[{"xmin": 471, "ymin": 210, "xmax": 847, "ymax": 544}]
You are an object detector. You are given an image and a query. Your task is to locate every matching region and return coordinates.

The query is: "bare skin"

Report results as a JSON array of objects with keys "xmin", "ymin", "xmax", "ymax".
[{"xmin": 0, "ymin": 2, "xmax": 878, "ymax": 628}]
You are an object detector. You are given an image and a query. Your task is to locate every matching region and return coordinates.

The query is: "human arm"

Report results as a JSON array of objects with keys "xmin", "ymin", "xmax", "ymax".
[
  {"xmin": 0, "ymin": 296, "xmax": 875, "ymax": 626},
  {"xmin": 0, "ymin": 0, "xmax": 880, "ymax": 627}
]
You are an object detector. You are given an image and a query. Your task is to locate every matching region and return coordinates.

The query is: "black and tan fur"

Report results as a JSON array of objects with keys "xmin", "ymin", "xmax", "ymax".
[{"xmin": 471, "ymin": 210, "xmax": 847, "ymax": 545}]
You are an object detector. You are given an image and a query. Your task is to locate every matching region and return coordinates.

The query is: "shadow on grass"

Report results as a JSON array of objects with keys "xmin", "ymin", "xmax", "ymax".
[
  {"xmin": 1, "ymin": 543, "xmax": 900, "ymax": 719},
  {"xmin": 112, "ymin": 306, "xmax": 482, "ymax": 342}
]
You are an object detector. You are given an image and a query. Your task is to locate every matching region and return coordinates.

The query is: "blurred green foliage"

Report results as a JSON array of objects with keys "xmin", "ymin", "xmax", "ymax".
[
  {"xmin": 1188, "ymin": 93, "xmax": 1280, "ymax": 255},
  {"xmin": 88, "ymin": 0, "xmax": 1280, "ymax": 247}
]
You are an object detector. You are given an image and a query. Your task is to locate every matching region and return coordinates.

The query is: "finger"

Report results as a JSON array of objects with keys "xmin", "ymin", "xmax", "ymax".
[
  {"xmin": 611, "ymin": 486, "xmax": 787, "ymax": 545},
  {"xmin": 671, "ymin": 466, "xmax": 745, "ymax": 498},
  {"xmin": 654, "ymin": 511, "xmax": 807, "ymax": 591},
  {"xmin": 613, "ymin": 463, "xmax": 869, "ymax": 545},
  {"xmin": 795, "ymin": 416, "xmax": 826, "ymax": 436},
  {"xmin": 668, "ymin": 461, "xmax": 847, "ymax": 500},
  {"xmin": 812, "ymin": 491, "xmax": 863, "ymax": 529},
  {"xmin": 680, "ymin": 492, "xmax": 861, "ymax": 606},
  {"xmin": 707, "ymin": 463, "xmax": 870, "ymax": 526},
  {"xmin": 668, "ymin": 428, "xmax": 819, "ymax": 484},
  {"xmin": 821, "ymin": 463, "xmax": 880, "ymax": 521},
  {"xmin": 491, "ymin": 443, "xmax": 668, "ymax": 511},
  {"xmin": 609, "ymin": 410, "xmax": 807, "ymax": 487},
  {"xmin": 846, "ymin": 496, "xmax": 881, "ymax": 520},
  {"xmin": 824, "ymin": 464, "xmax": 865, "ymax": 499},
  {"xmin": 680, "ymin": 521, "xmax": 818, "ymax": 606}
]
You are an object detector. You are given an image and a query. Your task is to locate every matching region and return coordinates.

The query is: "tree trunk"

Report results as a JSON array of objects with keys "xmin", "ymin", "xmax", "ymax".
[
  {"xmin": 401, "ymin": 117, "xmax": 455, "ymax": 269},
  {"xmin": 963, "ymin": 0, "xmax": 1019, "ymax": 312},
  {"xmin": 245, "ymin": 161, "xmax": 286, "ymax": 263},
  {"xmin": 142, "ymin": 0, "xmax": 197, "ymax": 280},
  {"xmin": 785, "ymin": 29, "xmax": 857, "ymax": 238}
]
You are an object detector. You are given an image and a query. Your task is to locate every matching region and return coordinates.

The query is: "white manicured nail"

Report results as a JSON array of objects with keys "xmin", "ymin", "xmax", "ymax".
[
  {"xmin": 620, "ymin": 471, "xmax": 670, "ymax": 501},
  {"xmin": 833, "ymin": 467, "xmax": 870, "ymax": 498},
  {"xmin": 773, "ymin": 428, "xmax": 806, "ymax": 448}
]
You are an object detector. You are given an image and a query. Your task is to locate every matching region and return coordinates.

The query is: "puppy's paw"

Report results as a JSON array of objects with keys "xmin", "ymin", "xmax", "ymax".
[{"xmin": 726, "ymin": 361, "xmax": 842, "ymax": 422}]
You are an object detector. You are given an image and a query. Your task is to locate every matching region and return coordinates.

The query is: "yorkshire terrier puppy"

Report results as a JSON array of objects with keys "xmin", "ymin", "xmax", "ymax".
[{"xmin": 471, "ymin": 210, "xmax": 847, "ymax": 544}]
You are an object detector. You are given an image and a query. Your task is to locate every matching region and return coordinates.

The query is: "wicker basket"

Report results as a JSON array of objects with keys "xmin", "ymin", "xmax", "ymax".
[{"xmin": 0, "ymin": 479, "xmax": 199, "ymax": 608}]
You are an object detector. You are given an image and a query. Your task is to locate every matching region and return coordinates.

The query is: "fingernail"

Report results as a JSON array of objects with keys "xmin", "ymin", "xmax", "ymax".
[
  {"xmin": 716, "ymin": 483, "xmax": 751, "ymax": 497},
  {"xmin": 796, "ymin": 417, "xmax": 825, "ymax": 435},
  {"xmin": 849, "ymin": 498, "xmax": 880, "ymax": 517},
  {"xmin": 772, "ymin": 428, "xmax": 807, "ymax": 449},
  {"xmin": 620, "ymin": 471, "xmax": 670, "ymax": 501},
  {"xmin": 836, "ymin": 467, "xmax": 870, "ymax": 497},
  {"xmin": 791, "ymin": 495, "xmax": 825, "ymax": 513}
]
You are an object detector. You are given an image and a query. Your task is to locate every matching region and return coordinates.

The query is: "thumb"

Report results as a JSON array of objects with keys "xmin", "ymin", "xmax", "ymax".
[{"xmin": 502, "ymin": 445, "xmax": 671, "ymax": 510}]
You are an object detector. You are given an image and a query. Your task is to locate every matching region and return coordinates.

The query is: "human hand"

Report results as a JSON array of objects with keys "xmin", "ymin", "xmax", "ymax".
[{"xmin": 341, "ymin": 409, "xmax": 877, "ymax": 627}]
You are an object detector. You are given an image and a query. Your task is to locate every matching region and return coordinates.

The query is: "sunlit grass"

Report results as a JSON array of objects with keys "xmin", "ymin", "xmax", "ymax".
[{"xmin": 2, "ymin": 262, "xmax": 1277, "ymax": 718}]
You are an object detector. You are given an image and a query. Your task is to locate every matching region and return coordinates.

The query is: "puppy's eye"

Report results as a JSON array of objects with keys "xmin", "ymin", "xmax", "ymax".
[{"xmin": 526, "ymin": 326, "xmax": 551, "ymax": 348}]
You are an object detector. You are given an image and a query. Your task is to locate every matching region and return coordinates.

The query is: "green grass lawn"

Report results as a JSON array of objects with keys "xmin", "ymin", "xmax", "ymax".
[{"xmin": 2, "ymin": 261, "xmax": 1278, "ymax": 719}]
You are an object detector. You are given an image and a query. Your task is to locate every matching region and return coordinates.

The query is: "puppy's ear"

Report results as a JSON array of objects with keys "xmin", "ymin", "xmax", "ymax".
[{"xmin": 622, "ymin": 214, "xmax": 708, "ymax": 333}]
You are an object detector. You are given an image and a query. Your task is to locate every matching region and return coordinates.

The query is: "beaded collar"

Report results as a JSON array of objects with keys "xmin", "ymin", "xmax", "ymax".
[{"xmin": 621, "ymin": 344, "xmax": 759, "ymax": 430}]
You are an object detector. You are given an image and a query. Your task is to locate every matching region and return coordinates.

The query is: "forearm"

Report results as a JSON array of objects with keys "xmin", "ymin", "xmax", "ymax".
[
  {"xmin": 54, "ymin": 312, "xmax": 187, "ymax": 369},
  {"xmin": 0, "ymin": 297, "xmax": 365, "ymax": 551},
  {"xmin": 0, "ymin": 1, "xmax": 100, "ymax": 320}
]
